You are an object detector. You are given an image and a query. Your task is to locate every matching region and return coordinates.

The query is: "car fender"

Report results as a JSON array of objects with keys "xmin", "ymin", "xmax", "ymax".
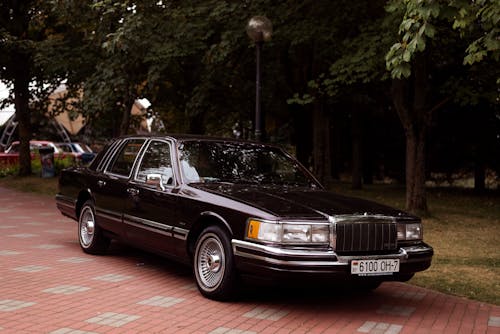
[
  {"xmin": 186, "ymin": 211, "xmax": 234, "ymax": 259},
  {"xmin": 199, "ymin": 211, "xmax": 233, "ymax": 236},
  {"xmin": 76, "ymin": 188, "xmax": 95, "ymax": 217}
]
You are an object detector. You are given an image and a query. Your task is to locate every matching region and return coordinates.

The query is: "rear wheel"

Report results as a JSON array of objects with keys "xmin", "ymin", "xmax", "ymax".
[
  {"xmin": 194, "ymin": 225, "xmax": 237, "ymax": 300},
  {"xmin": 78, "ymin": 201, "xmax": 110, "ymax": 254}
]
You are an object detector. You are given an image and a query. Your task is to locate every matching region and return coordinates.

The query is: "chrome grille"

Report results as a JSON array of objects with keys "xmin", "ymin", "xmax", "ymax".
[{"xmin": 333, "ymin": 219, "xmax": 397, "ymax": 253}]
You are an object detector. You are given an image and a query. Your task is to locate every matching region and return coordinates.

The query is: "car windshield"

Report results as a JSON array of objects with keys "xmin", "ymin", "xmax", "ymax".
[{"xmin": 178, "ymin": 141, "xmax": 317, "ymax": 187}]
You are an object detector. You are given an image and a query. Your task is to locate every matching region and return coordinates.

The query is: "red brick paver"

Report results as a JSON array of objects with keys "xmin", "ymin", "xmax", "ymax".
[{"xmin": 0, "ymin": 186, "xmax": 499, "ymax": 334}]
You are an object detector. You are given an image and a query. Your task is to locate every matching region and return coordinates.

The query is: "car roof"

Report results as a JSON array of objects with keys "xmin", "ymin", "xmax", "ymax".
[
  {"xmin": 116, "ymin": 134, "xmax": 270, "ymax": 146},
  {"xmin": 10, "ymin": 140, "xmax": 55, "ymax": 145}
]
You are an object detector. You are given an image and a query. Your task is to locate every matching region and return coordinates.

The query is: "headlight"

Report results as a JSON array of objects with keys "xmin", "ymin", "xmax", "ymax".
[
  {"xmin": 397, "ymin": 222, "xmax": 423, "ymax": 241},
  {"xmin": 246, "ymin": 219, "xmax": 330, "ymax": 244}
]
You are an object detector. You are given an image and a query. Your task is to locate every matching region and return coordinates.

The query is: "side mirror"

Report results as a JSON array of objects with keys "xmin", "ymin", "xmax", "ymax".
[{"xmin": 146, "ymin": 173, "xmax": 165, "ymax": 191}]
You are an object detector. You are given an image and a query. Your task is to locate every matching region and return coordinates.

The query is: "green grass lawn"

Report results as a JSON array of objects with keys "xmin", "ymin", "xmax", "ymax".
[{"xmin": 1, "ymin": 175, "xmax": 499, "ymax": 305}]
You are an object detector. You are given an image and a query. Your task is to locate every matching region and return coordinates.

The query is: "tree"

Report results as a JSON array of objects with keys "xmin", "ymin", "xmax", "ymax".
[
  {"xmin": 287, "ymin": 0, "xmax": 395, "ymax": 185},
  {"xmin": 386, "ymin": 0, "xmax": 499, "ymax": 213},
  {"xmin": 0, "ymin": 1, "xmax": 69, "ymax": 175},
  {"xmin": 30, "ymin": 0, "xmax": 497, "ymax": 204}
]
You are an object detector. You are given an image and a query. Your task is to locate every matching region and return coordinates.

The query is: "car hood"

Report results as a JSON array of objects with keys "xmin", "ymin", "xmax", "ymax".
[{"xmin": 190, "ymin": 183, "xmax": 414, "ymax": 220}]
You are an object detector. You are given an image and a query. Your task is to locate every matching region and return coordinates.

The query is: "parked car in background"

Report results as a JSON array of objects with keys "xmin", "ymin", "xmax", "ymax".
[
  {"xmin": 55, "ymin": 142, "xmax": 96, "ymax": 164},
  {"xmin": 56, "ymin": 135, "xmax": 433, "ymax": 300},
  {"xmin": 5, "ymin": 140, "xmax": 60, "ymax": 155},
  {"xmin": 0, "ymin": 140, "xmax": 64, "ymax": 165}
]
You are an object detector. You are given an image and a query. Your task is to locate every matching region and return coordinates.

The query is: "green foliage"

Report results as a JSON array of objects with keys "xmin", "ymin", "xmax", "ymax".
[
  {"xmin": 386, "ymin": 0, "xmax": 499, "ymax": 79},
  {"xmin": 385, "ymin": 0, "xmax": 441, "ymax": 79},
  {"xmin": 0, "ymin": 156, "xmax": 74, "ymax": 178},
  {"xmin": 451, "ymin": 0, "xmax": 500, "ymax": 65},
  {"xmin": 0, "ymin": 162, "xmax": 18, "ymax": 178}
]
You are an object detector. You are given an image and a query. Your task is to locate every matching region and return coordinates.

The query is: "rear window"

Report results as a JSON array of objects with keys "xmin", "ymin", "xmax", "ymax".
[{"xmin": 107, "ymin": 139, "xmax": 145, "ymax": 177}]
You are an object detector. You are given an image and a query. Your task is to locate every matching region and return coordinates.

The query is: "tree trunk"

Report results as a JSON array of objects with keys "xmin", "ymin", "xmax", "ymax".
[
  {"xmin": 118, "ymin": 94, "xmax": 137, "ymax": 136},
  {"xmin": 119, "ymin": 105, "xmax": 130, "ymax": 136},
  {"xmin": 405, "ymin": 127, "xmax": 428, "ymax": 214},
  {"xmin": 391, "ymin": 53, "xmax": 430, "ymax": 215},
  {"xmin": 14, "ymin": 57, "xmax": 32, "ymax": 176}
]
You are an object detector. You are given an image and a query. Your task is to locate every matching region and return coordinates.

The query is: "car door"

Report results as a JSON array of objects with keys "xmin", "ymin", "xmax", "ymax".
[
  {"xmin": 92, "ymin": 138, "xmax": 146, "ymax": 237},
  {"xmin": 122, "ymin": 139, "xmax": 181, "ymax": 255}
]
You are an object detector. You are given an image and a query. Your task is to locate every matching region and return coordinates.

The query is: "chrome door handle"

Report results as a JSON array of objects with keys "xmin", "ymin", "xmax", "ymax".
[
  {"xmin": 127, "ymin": 188, "xmax": 139, "ymax": 196},
  {"xmin": 97, "ymin": 180, "xmax": 106, "ymax": 187}
]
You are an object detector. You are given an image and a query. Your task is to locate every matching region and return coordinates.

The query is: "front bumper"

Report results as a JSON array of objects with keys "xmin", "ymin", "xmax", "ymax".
[{"xmin": 232, "ymin": 239, "xmax": 433, "ymax": 280}]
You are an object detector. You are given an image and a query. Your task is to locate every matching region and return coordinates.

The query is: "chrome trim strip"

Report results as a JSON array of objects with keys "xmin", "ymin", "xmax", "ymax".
[
  {"xmin": 233, "ymin": 239, "xmax": 336, "ymax": 258},
  {"xmin": 232, "ymin": 240, "xmax": 340, "ymax": 267},
  {"xmin": 124, "ymin": 219, "xmax": 173, "ymax": 237},
  {"xmin": 337, "ymin": 249, "xmax": 408, "ymax": 263},
  {"xmin": 401, "ymin": 244, "xmax": 433, "ymax": 254},
  {"xmin": 123, "ymin": 214, "xmax": 172, "ymax": 233},
  {"xmin": 232, "ymin": 240, "xmax": 432, "ymax": 268},
  {"xmin": 173, "ymin": 227, "xmax": 188, "ymax": 240},
  {"xmin": 233, "ymin": 240, "xmax": 340, "ymax": 267},
  {"xmin": 121, "ymin": 214, "xmax": 188, "ymax": 241}
]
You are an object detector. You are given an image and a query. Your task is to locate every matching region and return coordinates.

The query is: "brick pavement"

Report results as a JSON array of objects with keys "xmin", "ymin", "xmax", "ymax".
[{"xmin": 0, "ymin": 186, "xmax": 499, "ymax": 334}]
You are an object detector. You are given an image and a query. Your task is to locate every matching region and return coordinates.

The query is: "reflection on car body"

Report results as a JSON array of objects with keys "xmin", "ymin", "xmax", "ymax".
[{"xmin": 56, "ymin": 135, "xmax": 433, "ymax": 300}]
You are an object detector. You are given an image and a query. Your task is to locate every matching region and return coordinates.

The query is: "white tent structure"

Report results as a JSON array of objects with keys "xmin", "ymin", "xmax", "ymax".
[{"xmin": 0, "ymin": 110, "xmax": 15, "ymax": 127}]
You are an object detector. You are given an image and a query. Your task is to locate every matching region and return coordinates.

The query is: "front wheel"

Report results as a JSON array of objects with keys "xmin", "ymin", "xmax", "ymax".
[
  {"xmin": 78, "ymin": 201, "xmax": 110, "ymax": 254},
  {"xmin": 194, "ymin": 225, "xmax": 237, "ymax": 300}
]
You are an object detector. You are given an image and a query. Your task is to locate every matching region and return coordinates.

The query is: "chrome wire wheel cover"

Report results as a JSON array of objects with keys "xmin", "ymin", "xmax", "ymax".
[
  {"xmin": 79, "ymin": 206, "xmax": 95, "ymax": 248},
  {"xmin": 196, "ymin": 233, "xmax": 226, "ymax": 291}
]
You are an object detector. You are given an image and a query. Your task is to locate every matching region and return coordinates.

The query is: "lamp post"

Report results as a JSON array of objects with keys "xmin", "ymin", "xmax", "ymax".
[{"xmin": 246, "ymin": 16, "xmax": 272, "ymax": 142}]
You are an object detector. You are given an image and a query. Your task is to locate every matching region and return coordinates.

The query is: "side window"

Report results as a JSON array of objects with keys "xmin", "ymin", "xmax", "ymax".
[
  {"xmin": 136, "ymin": 141, "xmax": 173, "ymax": 187},
  {"xmin": 107, "ymin": 139, "xmax": 145, "ymax": 177}
]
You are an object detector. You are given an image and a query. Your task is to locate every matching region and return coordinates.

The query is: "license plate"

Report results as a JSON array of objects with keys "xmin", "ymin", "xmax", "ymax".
[{"xmin": 351, "ymin": 259, "xmax": 400, "ymax": 276}]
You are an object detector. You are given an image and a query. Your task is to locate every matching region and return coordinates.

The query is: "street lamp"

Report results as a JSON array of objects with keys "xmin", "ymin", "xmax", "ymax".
[{"xmin": 246, "ymin": 16, "xmax": 272, "ymax": 141}]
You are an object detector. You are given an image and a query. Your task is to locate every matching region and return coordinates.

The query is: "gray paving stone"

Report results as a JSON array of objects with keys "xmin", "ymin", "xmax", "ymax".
[
  {"xmin": 44, "ymin": 229, "xmax": 68, "ymax": 234},
  {"xmin": 137, "ymin": 295, "xmax": 185, "ymax": 308},
  {"xmin": 243, "ymin": 306, "xmax": 289, "ymax": 321},
  {"xmin": 0, "ymin": 250, "xmax": 22, "ymax": 256},
  {"xmin": 43, "ymin": 285, "xmax": 91, "ymax": 295},
  {"xmin": 0, "ymin": 299, "xmax": 36, "ymax": 311},
  {"xmin": 209, "ymin": 327, "xmax": 257, "ymax": 334},
  {"xmin": 85, "ymin": 312, "xmax": 140, "ymax": 327},
  {"xmin": 50, "ymin": 328, "xmax": 98, "ymax": 334},
  {"xmin": 13, "ymin": 265, "xmax": 51, "ymax": 273},
  {"xmin": 0, "ymin": 225, "xmax": 15, "ymax": 229},
  {"xmin": 59, "ymin": 257, "xmax": 93, "ymax": 263},
  {"xmin": 24, "ymin": 222, "xmax": 46, "ymax": 226},
  {"xmin": 489, "ymin": 316, "xmax": 500, "ymax": 327},
  {"xmin": 92, "ymin": 273, "xmax": 134, "ymax": 282},
  {"xmin": 34, "ymin": 244, "xmax": 64, "ymax": 250},
  {"xmin": 8, "ymin": 233, "xmax": 38, "ymax": 238},
  {"xmin": 358, "ymin": 321, "xmax": 403, "ymax": 334}
]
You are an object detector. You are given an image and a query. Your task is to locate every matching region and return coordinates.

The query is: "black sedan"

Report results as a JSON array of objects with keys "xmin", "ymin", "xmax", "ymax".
[{"xmin": 56, "ymin": 135, "xmax": 433, "ymax": 300}]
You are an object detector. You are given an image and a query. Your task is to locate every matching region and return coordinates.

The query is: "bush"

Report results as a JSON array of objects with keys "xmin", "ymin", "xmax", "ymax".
[
  {"xmin": 0, "ymin": 155, "xmax": 75, "ymax": 178},
  {"xmin": 0, "ymin": 161, "xmax": 18, "ymax": 177}
]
